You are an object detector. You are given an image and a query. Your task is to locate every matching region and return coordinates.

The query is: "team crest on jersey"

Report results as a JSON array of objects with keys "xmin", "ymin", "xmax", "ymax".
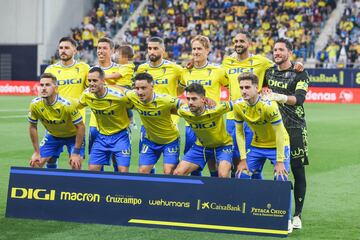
[
  {"xmin": 152, "ymin": 101, "xmax": 157, "ymax": 108},
  {"xmin": 162, "ymin": 68, "xmax": 166, "ymax": 74},
  {"xmin": 76, "ymin": 67, "xmax": 80, "ymax": 73},
  {"xmin": 57, "ymin": 70, "xmax": 61, "ymax": 74},
  {"xmin": 108, "ymin": 100, "xmax": 113, "ymax": 106},
  {"xmin": 56, "ymin": 109, "xmax": 60, "ymax": 114},
  {"xmin": 40, "ymin": 108, "xmax": 44, "ymax": 112},
  {"xmin": 207, "ymin": 69, "xmax": 212, "ymax": 76}
]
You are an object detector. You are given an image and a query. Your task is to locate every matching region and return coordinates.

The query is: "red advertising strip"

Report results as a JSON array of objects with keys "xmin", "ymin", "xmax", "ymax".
[
  {"xmin": 0, "ymin": 81, "xmax": 39, "ymax": 96},
  {"xmin": 306, "ymin": 87, "xmax": 360, "ymax": 104},
  {"xmin": 1, "ymin": 81, "xmax": 359, "ymax": 104}
]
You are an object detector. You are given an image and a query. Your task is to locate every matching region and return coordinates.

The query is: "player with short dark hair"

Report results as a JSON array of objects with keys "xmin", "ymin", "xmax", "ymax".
[
  {"xmin": 44, "ymin": 37, "xmax": 90, "ymax": 168},
  {"xmin": 136, "ymin": 37, "xmax": 184, "ymax": 174},
  {"xmin": 233, "ymin": 72, "xmax": 292, "ymax": 233},
  {"xmin": 265, "ymin": 38, "xmax": 310, "ymax": 230},
  {"xmin": 28, "ymin": 73, "xmax": 85, "ymax": 170},
  {"xmin": 123, "ymin": 72, "xmax": 182, "ymax": 174},
  {"xmin": 179, "ymin": 35, "xmax": 229, "ymax": 177},
  {"xmin": 174, "ymin": 83, "xmax": 233, "ymax": 177},
  {"xmin": 78, "ymin": 67, "xmax": 132, "ymax": 172}
]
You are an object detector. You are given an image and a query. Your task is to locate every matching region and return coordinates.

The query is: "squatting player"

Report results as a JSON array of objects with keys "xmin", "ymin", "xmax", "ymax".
[
  {"xmin": 44, "ymin": 37, "xmax": 90, "ymax": 168},
  {"xmin": 123, "ymin": 73, "xmax": 182, "ymax": 175},
  {"xmin": 78, "ymin": 67, "xmax": 132, "ymax": 172},
  {"xmin": 179, "ymin": 35, "xmax": 229, "ymax": 177},
  {"xmin": 174, "ymin": 83, "xmax": 233, "ymax": 178},
  {"xmin": 28, "ymin": 73, "xmax": 85, "ymax": 170}
]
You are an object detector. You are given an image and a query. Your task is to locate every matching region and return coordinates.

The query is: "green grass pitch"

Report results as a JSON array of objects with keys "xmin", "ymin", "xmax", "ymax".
[{"xmin": 0, "ymin": 96, "xmax": 359, "ymax": 239}]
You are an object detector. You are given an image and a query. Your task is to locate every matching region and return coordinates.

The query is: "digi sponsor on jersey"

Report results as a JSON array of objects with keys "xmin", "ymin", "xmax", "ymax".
[
  {"xmin": 187, "ymin": 80, "xmax": 212, "ymax": 86},
  {"xmin": 228, "ymin": 67, "xmax": 254, "ymax": 75},
  {"xmin": 189, "ymin": 121, "xmax": 216, "ymax": 129},
  {"xmin": 57, "ymin": 78, "xmax": 82, "ymax": 85}
]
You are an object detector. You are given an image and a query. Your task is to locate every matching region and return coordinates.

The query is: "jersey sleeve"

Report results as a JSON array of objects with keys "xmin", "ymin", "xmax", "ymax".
[
  {"xmin": 218, "ymin": 68, "xmax": 229, "ymax": 87},
  {"xmin": 78, "ymin": 92, "xmax": 88, "ymax": 107},
  {"xmin": 295, "ymin": 71, "xmax": 309, "ymax": 92},
  {"xmin": 179, "ymin": 71, "xmax": 186, "ymax": 87},
  {"xmin": 218, "ymin": 101, "xmax": 233, "ymax": 115},
  {"xmin": 233, "ymin": 103, "xmax": 244, "ymax": 124},
  {"xmin": 27, "ymin": 102, "xmax": 38, "ymax": 124},
  {"xmin": 83, "ymin": 63, "xmax": 90, "ymax": 87},
  {"xmin": 68, "ymin": 104, "xmax": 83, "ymax": 125},
  {"xmin": 169, "ymin": 96, "xmax": 182, "ymax": 110}
]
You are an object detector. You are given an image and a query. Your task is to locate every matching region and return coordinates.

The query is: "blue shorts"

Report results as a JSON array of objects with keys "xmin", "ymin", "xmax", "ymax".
[
  {"xmin": 182, "ymin": 144, "xmax": 233, "ymax": 170},
  {"xmin": 246, "ymin": 146, "xmax": 290, "ymax": 181},
  {"xmin": 139, "ymin": 138, "xmax": 180, "ymax": 166},
  {"xmin": 40, "ymin": 132, "xmax": 85, "ymax": 159},
  {"xmin": 227, "ymin": 120, "xmax": 253, "ymax": 159},
  {"xmin": 89, "ymin": 126, "xmax": 99, "ymax": 154},
  {"xmin": 89, "ymin": 129, "xmax": 131, "ymax": 167},
  {"xmin": 184, "ymin": 126, "xmax": 197, "ymax": 154}
]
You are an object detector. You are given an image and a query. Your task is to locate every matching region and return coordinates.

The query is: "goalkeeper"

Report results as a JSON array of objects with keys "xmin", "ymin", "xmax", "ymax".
[{"xmin": 264, "ymin": 38, "xmax": 310, "ymax": 230}]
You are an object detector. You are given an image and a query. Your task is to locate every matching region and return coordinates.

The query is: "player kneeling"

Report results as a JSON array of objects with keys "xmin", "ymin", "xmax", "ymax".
[{"xmin": 174, "ymin": 83, "xmax": 233, "ymax": 177}]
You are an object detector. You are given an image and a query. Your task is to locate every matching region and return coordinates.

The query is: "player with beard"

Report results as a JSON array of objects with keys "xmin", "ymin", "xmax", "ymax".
[
  {"xmin": 28, "ymin": 73, "xmax": 85, "ymax": 170},
  {"xmin": 265, "ymin": 38, "xmax": 310, "ymax": 230},
  {"xmin": 136, "ymin": 37, "xmax": 183, "ymax": 173},
  {"xmin": 222, "ymin": 31, "xmax": 303, "ymax": 178},
  {"xmin": 78, "ymin": 67, "xmax": 132, "ymax": 172},
  {"xmin": 174, "ymin": 83, "xmax": 233, "ymax": 177},
  {"xmin": 44, "ymin": 37, "xmax": 89, "ymax": 168},
  {"xmin": 179, "ymin": 35, "xmax": 229, "ymax": 177}
]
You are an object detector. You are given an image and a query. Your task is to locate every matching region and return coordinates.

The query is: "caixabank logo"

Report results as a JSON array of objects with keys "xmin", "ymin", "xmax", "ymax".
[
  {"xmin": 196, "ymin": 199, "xmax": 246, "ymax": 213},
  {"xmin": 251, "ymin": 203, "xmax": 287, "ymax": 217},
  {"xmin": 10, "ymin": 187, "xmax": 100, "ymax": 203}
]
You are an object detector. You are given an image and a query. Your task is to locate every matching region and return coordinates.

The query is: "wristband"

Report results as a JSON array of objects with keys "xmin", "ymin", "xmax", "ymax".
[{"xmin": 72, "ymin": 148, "xmax": 81, "ymax": 155}]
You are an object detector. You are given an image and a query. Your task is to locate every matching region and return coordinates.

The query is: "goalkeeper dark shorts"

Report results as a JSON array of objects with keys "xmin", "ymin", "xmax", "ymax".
[{"xmin": 287, "ymin": 127, "xmax": 309, "ymax": 168}]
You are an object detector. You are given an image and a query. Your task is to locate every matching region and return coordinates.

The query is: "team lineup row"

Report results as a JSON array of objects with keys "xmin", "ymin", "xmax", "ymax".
[{"xmin": 28, "ymin": 32, "xmax": 309, "ymax": 231}]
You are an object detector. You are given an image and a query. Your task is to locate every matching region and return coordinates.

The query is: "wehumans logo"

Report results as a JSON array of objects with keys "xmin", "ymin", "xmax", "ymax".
[
  {"xmin": 251, "ymin": 203, "xmax": 287, "ymax": 217},
  {"xmin": 197, "ymin": 200, "xmax": 246, "ymax": 213},
  {"xmin": 11, "ymin": 187, "xmax": 55, "ymax": 201},
  {"xmin": 60, "ymin": 191, "xmax": 100, "ymax": 203},
  {"xmin": 148, "ymin": 198, "xmax": 190, "ymax": 208}
]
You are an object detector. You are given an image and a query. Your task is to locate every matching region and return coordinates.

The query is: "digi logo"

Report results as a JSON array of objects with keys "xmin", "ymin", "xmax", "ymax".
[
  {"xmin": 138, "ymin": 109, "xmax": 161, "ymax": 116},
  {"xmin": 228, "ymin": 67, "xmax": 254, "ymax": 75},
  {"xmin": 11, "ymin": 187, "xmax": 56, "ymax": 201},
  {"xmin": 187, "ymin": 80, "xmax": 212, "ymax": 86},
  {"xmin": 92, "ymin": 109, "xmax": 115, "ymax": 115},
  {"xmin": 57, "ymin": 79, "xmax": 82, "ymax": 85},
  {"xmin": 267, "ymin": 79, "xmax": 288, "ymax": 89},
  {"xmin": 190, "ymin": 121, "xmax": 216, "ymax": 129}
]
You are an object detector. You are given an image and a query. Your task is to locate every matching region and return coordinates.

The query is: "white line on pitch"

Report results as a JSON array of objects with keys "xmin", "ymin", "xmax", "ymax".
[
  {"xmin": 0, "ymin": 115, "xmax": 26, "ymax": 119},
  {"xmin": 0, "ymin": 109, "xmax": 27, "ymax": 112}
]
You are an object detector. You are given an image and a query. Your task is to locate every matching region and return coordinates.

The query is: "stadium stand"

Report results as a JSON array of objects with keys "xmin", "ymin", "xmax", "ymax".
[
  {"xmin": 317, "ymin": 0, "xmax": 360, "ymax": 68},
  {"xmin": 49, "ymin": 0, "xmax": 141, "ymax": 65},
  {"xmin": 48, "ymin": 0, "xmax": 339, "ymax": 67}
]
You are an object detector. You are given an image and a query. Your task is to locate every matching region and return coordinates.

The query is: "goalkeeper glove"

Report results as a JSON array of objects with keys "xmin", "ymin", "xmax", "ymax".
[{"xmin": 268, "ymin": 93, "xmax": 288, "ymax": 104}]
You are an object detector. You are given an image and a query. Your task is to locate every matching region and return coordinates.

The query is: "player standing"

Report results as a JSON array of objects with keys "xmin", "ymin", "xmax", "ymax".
[
  {"xmin": 265, "ymin": 38, "xmax": 310, "ymax": 230},
  {"xmin": 78, "ymin": 67, "xmax": 132, "ymax": 172}
]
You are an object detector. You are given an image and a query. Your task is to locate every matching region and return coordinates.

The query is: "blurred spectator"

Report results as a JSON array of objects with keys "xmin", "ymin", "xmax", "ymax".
[{"xmin": 316, "ymin": 48, "xmax": 329, "ymax": 68}]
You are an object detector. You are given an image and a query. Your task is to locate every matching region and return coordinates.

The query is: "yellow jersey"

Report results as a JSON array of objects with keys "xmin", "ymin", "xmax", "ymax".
[
  {"xmin": 28, "ymin": 95, "xmax": 83, "ymax": 138},
  {"xmin": 178, "ymin": 102, "xmax": 233, "ymax": 148},
  {"xmin": 89, "ymin": 62, "xmax": 125, "ymax": 127},
  {"xmin": 137, "ymin": 59, "xmax": 183, "ymax": 124},
  {"xmin": 233, "ymin": 96, "xmax": 289, "ymax": 161},
  {"xmin": 222, "ymin": 54, "xmax": 274, "ymax": 119},
  {"xmin": 179, "ymin": 62, "xmax": 229, "ymax": 103},
  {"xmin": 137, "ymin": 60, "xmax": 183, "ymax": 97},
  {"xmin": 79, "ymin": 86, "xmax": 132, "ymax": 135},
  {"xmin": 118, "ymin": 62, "xmax": 135, "ymax": 88},
  {"xmin": 44, "ymin": 61, "xmax": 90, "ymax": 119},
  {"xmin": 125, "ymin": 90, "xmax": 181, "ymax": 144}
]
